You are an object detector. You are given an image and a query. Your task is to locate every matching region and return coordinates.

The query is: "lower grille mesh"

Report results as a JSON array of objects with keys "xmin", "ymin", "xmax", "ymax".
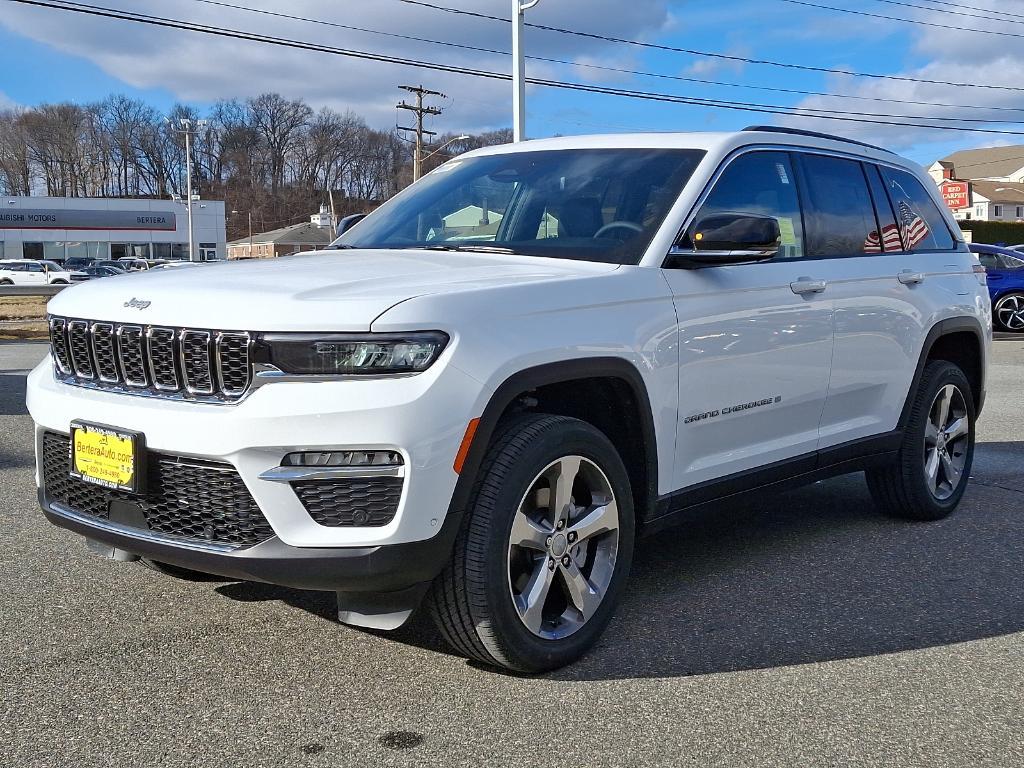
[
  {"xmin": 293, "ymin": 477, "xmax": 403, "ymax": 527},
  {"xmin": 41, "ymin": 432, "xmax": 275, "ymax": 548}
]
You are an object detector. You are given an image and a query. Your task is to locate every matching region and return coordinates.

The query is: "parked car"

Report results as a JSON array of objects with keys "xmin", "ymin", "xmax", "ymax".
[
  {"xmin": 30, "ymin": 127, "xmax": 990, "ymax": 672},
  {"xmin": 70, "ymin": 265, "xmax": 127, "ymax": 282},
  {"xmin": 968, "ymin": 243, "xmax": 1024, "ymax": 331},
  {"xmin": 0, "ymin": 259, "xmax": 80, "ymax": 285},
  {"xmin": 64, "ymin": 257, "xmax": 96, "ymax": 272},
  {"xmin": 115, "ymin": 258, "xmax": 151, "ymax": 272}
]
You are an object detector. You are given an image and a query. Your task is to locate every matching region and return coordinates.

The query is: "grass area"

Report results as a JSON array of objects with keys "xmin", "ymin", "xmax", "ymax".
[{"xmin": 0, "ymin": 296, "xmax": 49, "ymax": 340}]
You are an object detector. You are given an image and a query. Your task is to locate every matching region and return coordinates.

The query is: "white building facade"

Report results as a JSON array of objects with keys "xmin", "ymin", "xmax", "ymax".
[{"xmin": 0, "ymin": 196, "xmax": 226, "ymax": 263}]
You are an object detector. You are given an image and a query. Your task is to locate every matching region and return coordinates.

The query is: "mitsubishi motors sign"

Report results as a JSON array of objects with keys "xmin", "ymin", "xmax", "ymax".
[{"xmin": 940, "ymin": 181, "xmax": 970, "ymax": 211}]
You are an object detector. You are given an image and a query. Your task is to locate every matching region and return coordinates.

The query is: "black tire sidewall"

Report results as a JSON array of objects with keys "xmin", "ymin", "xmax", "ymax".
[
  {"xmin": 901, "ymin": 361, "xmax": 976, "ymax": 516},
  {"xmin": 471, "ymin": 416, "xmax": 635, "ymax": 672}
]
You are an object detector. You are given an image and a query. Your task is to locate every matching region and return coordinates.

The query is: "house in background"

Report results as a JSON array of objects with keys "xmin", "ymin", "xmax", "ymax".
[
  {"xmin": 227, "ymin": 207, "xmax": 335, "ymax": 259},
  {"xmin": 928, "ymin": 145, "xmax": 1024, "ymax": 222}
]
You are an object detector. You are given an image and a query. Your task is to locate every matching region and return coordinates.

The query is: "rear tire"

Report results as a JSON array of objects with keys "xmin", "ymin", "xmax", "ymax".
[
  {"xmin": 428, "ymin": 414, "xmax": 635, "ymax": 673},
  {"xmin": 993, "ymin": 292, "xmax": 1024, "ymax": 332},
  {"xmin": 866, "ymin": 360, "xmax": 975, "ymax": 521}
]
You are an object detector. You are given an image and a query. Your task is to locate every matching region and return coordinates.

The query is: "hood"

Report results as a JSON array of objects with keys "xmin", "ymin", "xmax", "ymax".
[{"xmin": 46, "ymin": 249, "xmax": 619, "ymax": 331}]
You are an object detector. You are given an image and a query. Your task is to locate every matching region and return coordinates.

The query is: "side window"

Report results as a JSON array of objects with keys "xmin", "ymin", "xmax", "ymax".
[
  {"xmin": 26, "ymin": 263, "xmax": 43, "ymax": 273},
  {"xmin": 798, "ymin": 154, "xmax": 879, "ymax": 257},
  {"xmin": 976, "ymin": 252, "xmax": 999, "ymax": 270},
  {"xmin": 865, "ymin": 164, "xmax": 902, "ymax": 253},
  {"xmin": 694, "ymin": 151, "xmax": 804, "ymax": 258},
  {"xmin": 879, "ymin": 166, "xmax": 956, "ymax": 251}
]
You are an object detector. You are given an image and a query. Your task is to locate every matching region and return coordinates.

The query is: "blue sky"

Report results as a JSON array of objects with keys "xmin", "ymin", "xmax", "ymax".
[{"xmin": 0, "ymin": 0, "xmax": 1016, "ymax": 166}]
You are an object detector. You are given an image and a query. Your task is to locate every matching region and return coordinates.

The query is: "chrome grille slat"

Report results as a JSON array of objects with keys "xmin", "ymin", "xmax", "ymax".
[
  {"xmin": 67, "ymin": 320, "xmax": 95, "ymax": 380},
  {"xmin": 147, "ymin": 327, "xmax": 180, "ymax": 391},
  {"xmin": 180, "ymin": 330, "xmax": 214, "ymax": 394},
  {"xmin": 49, "ymin": 317, "xmax": 72, "ymax": 374},
  {"xmin": 117, "ymin": 325, "xmax": 148, "ymax": 387},
  {"xmin": 91, "ymin": 323, "xmax": 119, "ymax": 383},
  {"xmin": 49, "ymin": 316, "xmax": 251, "ymax": 403}
]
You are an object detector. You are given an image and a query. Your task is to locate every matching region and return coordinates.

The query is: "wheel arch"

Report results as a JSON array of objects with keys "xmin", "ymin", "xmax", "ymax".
[
  {"xmin": 450, "ymin": 357, "xmax": 660, "ymax": 528},
  {"xmin": 898, "ymin": 316, "xmax": 987, "ymax": 427}
]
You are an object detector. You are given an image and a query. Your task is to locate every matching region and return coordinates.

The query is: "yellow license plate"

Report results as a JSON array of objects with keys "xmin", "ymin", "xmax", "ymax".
[{"xmin": 70, "ymin": 422, "xmax": 144, "ymax": 493}]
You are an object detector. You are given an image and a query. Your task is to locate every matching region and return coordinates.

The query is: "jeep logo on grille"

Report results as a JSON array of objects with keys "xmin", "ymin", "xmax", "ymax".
[{"xmin": 123, "ymin": 298, "xmax": 151, "ymax": 310}]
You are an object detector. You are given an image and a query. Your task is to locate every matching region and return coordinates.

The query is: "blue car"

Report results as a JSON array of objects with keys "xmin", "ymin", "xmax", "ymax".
[{"xmin": 969, "ymin": 243, "xmax": 1024, "ymax": 332}]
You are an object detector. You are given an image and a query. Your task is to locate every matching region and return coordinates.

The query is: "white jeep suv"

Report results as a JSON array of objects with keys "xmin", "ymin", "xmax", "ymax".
[{"xmin": 27, "ymin": 127, "xmax": 990, "ymax": 672}]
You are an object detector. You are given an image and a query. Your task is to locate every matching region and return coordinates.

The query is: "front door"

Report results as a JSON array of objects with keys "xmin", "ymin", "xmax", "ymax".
[{"xmin": 662, "ymin": 150, "xmax": 834, "ymax": 490}]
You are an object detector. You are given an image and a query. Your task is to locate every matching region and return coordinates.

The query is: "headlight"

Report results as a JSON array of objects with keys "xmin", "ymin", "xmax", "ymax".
[{"xmin": 256, "ymin": 331, "xmax": 449, "ymax": 375}]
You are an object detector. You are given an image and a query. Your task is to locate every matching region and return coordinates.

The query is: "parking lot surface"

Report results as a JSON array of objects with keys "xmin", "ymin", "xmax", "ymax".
[{"xmin": 1, "ymin": 339, "xmax": 1023, "ymax": 767}]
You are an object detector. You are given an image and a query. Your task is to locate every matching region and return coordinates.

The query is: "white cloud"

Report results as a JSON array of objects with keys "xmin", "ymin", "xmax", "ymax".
[
  {"xmin": 0, "ymin": 0, "xmax": 672, "ymax": 132},
  {"xmin": 780, "ymin": 0, "xmax": 1024, "ymax": 157}
]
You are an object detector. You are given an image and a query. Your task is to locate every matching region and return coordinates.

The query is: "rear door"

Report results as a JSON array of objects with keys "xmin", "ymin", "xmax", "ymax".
[
  {"xmin": 801, "ymin": 154, "xmax": 972, "ymax": 447},
  {"xmin": 662, "ymin": 149, "xmax": 835, "ymax": 489}
]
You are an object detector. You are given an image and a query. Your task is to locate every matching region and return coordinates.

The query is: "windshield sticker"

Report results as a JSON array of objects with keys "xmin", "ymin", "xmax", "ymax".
[
  {"xmin": 432, "ymin": 160, "xmax": 462, "ymax": 174},
  {"xmin": 776, "ymin": 162, "xmax": 791, "ymax": 185}
]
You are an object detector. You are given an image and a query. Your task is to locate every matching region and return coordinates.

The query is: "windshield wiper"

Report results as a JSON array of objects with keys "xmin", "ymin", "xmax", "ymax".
[{"xmin": 419, "ymin": 244, "xmax": 517, "ymax": 254}]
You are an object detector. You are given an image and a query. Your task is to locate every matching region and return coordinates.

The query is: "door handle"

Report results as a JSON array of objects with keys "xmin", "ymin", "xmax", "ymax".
[
  {"xmin": 790, "ymin": 277, "xmax": 827, "ymax": 295},
  {"xmin": 897, "ymin": 269, "xmax": 925, "ymax": 285}
]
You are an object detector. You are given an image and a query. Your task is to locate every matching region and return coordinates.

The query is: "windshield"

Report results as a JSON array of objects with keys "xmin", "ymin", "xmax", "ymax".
[{"xmin": 339, "ymin": 148, "xmax": 705, "ymax": 264}]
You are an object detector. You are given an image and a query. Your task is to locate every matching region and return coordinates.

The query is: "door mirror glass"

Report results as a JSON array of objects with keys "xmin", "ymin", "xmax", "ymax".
[{"xmin": 689, "ymin": 213, "xmax": 781, "ymax": 253}]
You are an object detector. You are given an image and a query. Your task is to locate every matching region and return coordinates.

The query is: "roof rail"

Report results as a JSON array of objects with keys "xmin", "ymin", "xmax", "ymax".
[{"xmin": 741, "ymin": 125, "xmax": 895, "ymax": 155}]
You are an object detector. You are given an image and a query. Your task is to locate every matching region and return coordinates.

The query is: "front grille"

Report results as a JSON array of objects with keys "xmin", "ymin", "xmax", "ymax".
[
  {"xmin": 41, "ymin": 432, "xmax": 275, "ymax": 548},
  {"xmin": 49, "ymin": 315, "xmax": 251, "ymax": 402},
  {"xmin": 293, "ymin": 477, "xmax": 404, "ymax": 527}
]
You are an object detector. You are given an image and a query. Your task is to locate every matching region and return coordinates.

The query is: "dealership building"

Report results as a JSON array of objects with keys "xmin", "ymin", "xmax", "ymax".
[{"xmin": 0, "ymin": 196, "xmax": 227, "ymax": 262}]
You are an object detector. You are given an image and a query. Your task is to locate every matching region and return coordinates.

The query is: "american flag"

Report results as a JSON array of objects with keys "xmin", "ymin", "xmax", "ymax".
[
  {"xmin": 864, "ymin": 223, "xmax": 904, "ymax": 253},
  {"xmin": 897, "ymin": 199, "xmax": 930, "ymax": 250}
]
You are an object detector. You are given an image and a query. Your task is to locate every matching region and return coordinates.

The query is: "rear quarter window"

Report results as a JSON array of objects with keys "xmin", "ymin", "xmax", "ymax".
[{"xmin": 879, "ymin": 166, "xmax": 956, "ymax": 252}]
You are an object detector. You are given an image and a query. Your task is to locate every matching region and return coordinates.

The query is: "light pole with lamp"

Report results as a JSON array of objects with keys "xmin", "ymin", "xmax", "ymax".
[
  {"xmin": 169, "ymin": 117, "xmax": 208, "ymax": 261},
  {"xmin": 512, "ymin": 0, "xmax": 541, "ymax": 142}
]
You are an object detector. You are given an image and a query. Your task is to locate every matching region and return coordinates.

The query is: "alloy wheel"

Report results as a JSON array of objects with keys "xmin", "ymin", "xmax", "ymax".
[
  {"xmin": 995, "ymin": 294, "xmax": 1024, "ymax": 331},
  {"xmin": 507, "ymin": 455, "xmax": 619, "ymax": 640},
  {"xmin": 923, "ymin": 384, "xmax": 970, "ymax": 501}
]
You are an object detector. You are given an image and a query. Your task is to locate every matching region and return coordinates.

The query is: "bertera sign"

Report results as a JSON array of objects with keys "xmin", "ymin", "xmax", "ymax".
[{"xmin": 0, "ymin": 209, "xmax": 176, "ymax": 230}]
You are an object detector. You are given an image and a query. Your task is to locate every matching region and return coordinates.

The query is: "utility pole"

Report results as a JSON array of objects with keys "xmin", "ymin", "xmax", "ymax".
[
  {"xmin": 512, "ymin": 0, "xmax": 541, "ymax": 142},
  {"xmin": 170, "ymin": 118, "xmax": 207, "ymax": 262},
  {"xmin": 397, "ymin": 85, "xmax": 444, "ymax": 182}
]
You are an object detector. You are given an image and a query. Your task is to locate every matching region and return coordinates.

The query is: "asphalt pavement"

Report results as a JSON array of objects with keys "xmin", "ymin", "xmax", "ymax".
[{"xmin": 1, "ymin": 339, "xmax": 1022, "ymax": 767}]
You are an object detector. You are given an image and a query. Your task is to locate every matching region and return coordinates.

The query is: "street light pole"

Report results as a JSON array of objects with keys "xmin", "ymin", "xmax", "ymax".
[
  {"xmin": 512, "ymin": 0, "xmax": 541, "ymax": 142},
  {"xmin": 175, "ymin": 118, "xmax": 207, "ymax": 262}
]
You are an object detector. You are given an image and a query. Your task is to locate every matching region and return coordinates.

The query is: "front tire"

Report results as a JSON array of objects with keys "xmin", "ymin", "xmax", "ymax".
[
  {"xmin": 866, "ymin": 360, "xmax": 975, "ymax": 521},
  {"xmin": 993, "ymin": 292, "xmax": 1024, "ymax": 332},
  {"xmin": 429, "ymin": 414, "xmax": 635, "ymax": 673}
]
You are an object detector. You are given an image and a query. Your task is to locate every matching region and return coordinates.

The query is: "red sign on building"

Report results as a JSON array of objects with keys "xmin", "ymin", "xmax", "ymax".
[{"xmin": 940, "ymin": 180, "xmax": 970, "ymax": 210}]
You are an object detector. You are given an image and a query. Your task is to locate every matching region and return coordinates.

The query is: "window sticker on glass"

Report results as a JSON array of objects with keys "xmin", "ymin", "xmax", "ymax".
[
  {"xmin": 777, "ymin": 217, "xmax": 797, "ymax": 246},
  {"xmin": 776, "ymin": 163, "xmax": 791, "ymax": 185},
  {"xmin": 432, "ymin": 160, "xmax": 462, "ymax": 174}
]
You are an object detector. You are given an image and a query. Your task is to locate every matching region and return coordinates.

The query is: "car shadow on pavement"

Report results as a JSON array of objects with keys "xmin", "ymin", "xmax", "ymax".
[{"xmin": 213, "ymin": 442, "xmax": 1024, "ymax": 680}]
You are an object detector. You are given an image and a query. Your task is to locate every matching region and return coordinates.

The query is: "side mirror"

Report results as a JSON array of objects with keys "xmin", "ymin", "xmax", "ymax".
[
  {"xmin": 670, "ymin": 213, "xmax": 781, "ymax": 268},
  {"xmin": 335, "ymin": 213, "xmax": 367, "ymax": 237}
]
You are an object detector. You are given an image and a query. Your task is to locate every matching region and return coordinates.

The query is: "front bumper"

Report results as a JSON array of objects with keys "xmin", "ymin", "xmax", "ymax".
[
  {"xmin": 41, "ymin": 489, "xmax": 460, "ymax": 593},
  {"xmin": 27, "ymin": 356, "xmax": 487, "ymax": 549}
]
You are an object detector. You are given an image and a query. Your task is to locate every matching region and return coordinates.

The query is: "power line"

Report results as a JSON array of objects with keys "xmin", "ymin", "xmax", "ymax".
[
  {"xmin": 913, "ymin": 0, "xmax": 1024, "ymax": 21},
  {"xmin": 869, "ymin": 0, "xmax": 1024, "ymax": 26},
  {"xmin": 181, "ymin": 0, "xmax": 1024, "ymax": 117},
  {"xmin": 780, "ymin": 0, "xmax": 1024, "ymax": 40},
  {"xmin": 398, "ymin": 0, "xmax": 1024, "ymax": 93},
  {"xmin": 13, "ymin": 0, "xmax": 1024, "ymax": 137}
]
